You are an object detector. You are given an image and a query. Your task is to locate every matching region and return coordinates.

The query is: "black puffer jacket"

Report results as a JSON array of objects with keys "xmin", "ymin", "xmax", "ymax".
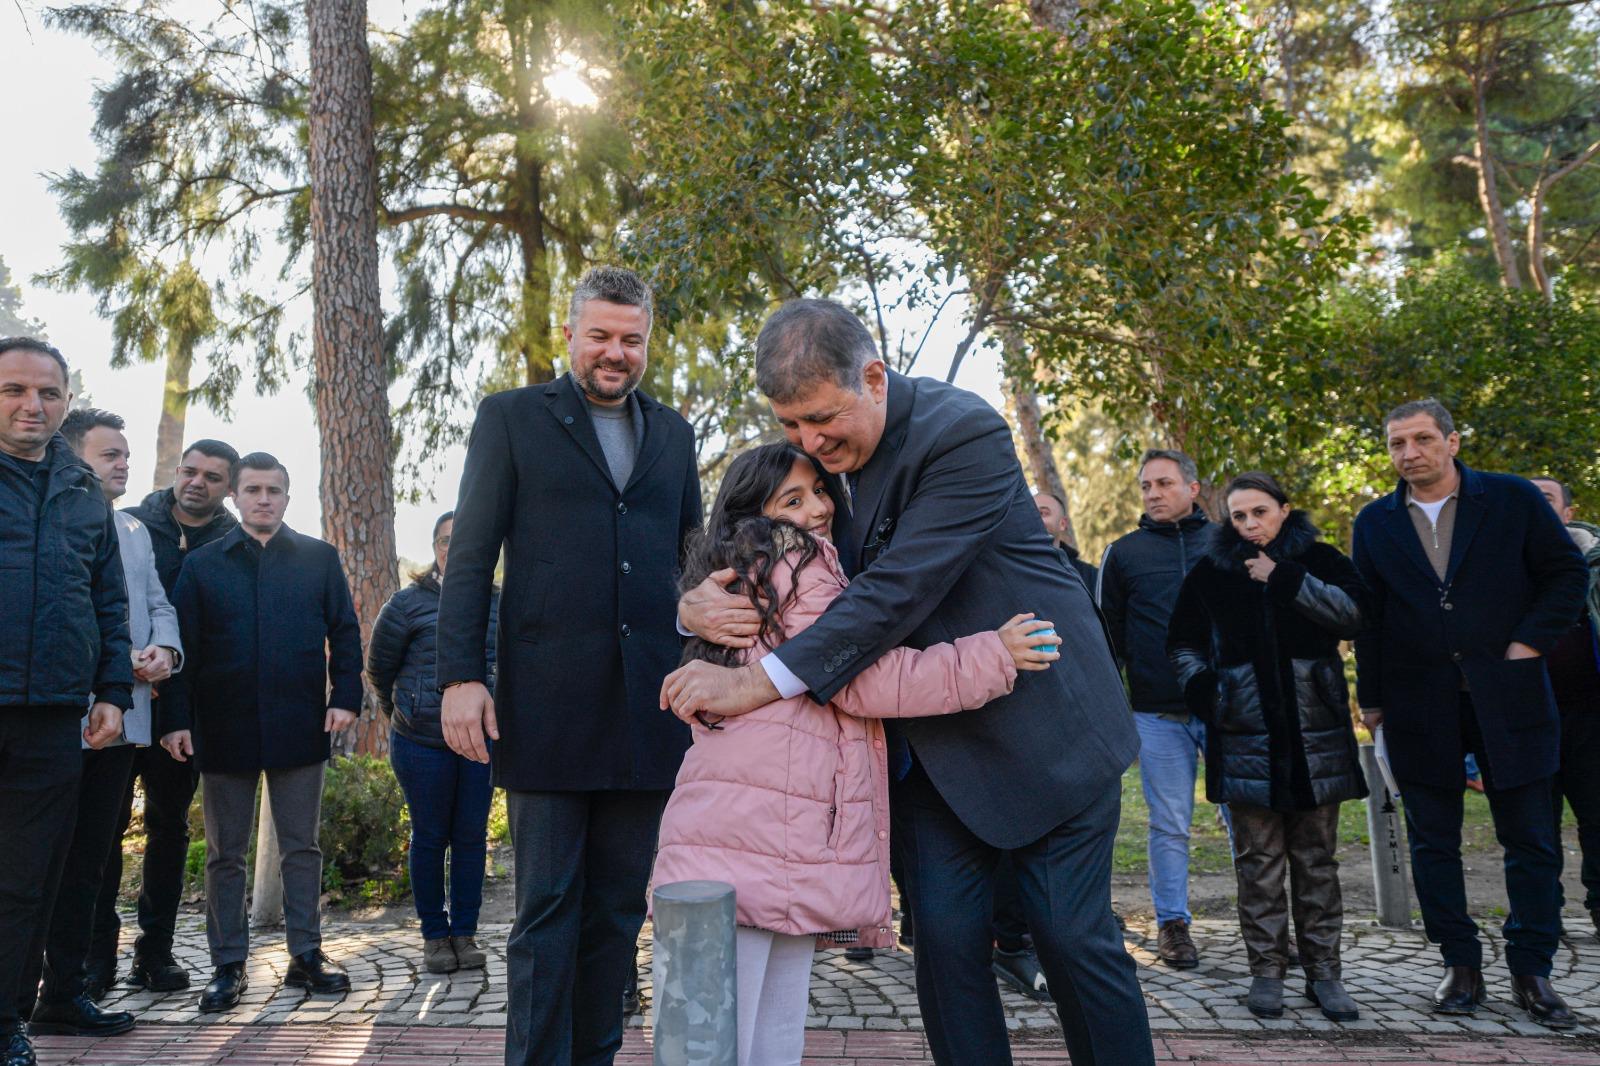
[
  {"xmin": 0, "ymin": 435, "xmax": 133, "ymax": 711},
  {"xmin": 367, "ymin": 573, "xmax": 499, "ymax": 748},
  {"xmin": 1166, "ymin": 511, "xmax": 1369, "ymax": 811},
  {"xmin": 1097, "ymin": 509, "xmax": 1213, "ymax": 713}
]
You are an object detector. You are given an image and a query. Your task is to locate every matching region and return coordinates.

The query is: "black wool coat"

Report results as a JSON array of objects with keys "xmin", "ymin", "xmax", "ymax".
[
  {"xmin": 435, "ymin": 376, "xmax": 702, "ymax": 792},
  {"xmin": 1352, "ymin": 463, "xmax": 1587, "ymax": 791},
  {"xmin": 1168, "ymin": 511, "xmax": 1370, "ymax": 811},
  {"xmin": 367, "ymin": 574, "xmax": 500, "ymax": 749},
  {"xmin": 161, "ymin": 524, "xmax": 364, "ymax": 773}
]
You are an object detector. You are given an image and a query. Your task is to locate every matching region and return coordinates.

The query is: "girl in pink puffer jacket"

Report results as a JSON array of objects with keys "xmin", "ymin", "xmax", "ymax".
[{"xmin": 650, "ymin": 443, "xmax": 1056, "ymax": 1066}]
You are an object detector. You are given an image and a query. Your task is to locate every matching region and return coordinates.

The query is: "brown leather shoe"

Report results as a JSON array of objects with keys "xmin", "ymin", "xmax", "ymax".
[
  {"xmin": 1511, "ymin": 975, "xmax": 1576, "ymax": 1029},
  {"xmin": 1156, "ymin": 919, "xmax": 1199, "ymax": 969},
  {"xmin": 1432, "ymin": 966, "xmax": 1485, "ymax": 1014}
]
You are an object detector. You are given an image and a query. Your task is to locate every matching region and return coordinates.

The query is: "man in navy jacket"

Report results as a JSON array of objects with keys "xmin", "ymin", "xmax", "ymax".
[
  {"xmin": 671, "ymin": 300, "xmax": 1148, "ymax": 1066},
  {"xmin": 1353, "ymin": 399, "xmax": 1586, "ymax": 1028},
  {"xmin": 160, "ymin": 452, "xmax": 361, "ymax": 1013},
  {"xmin": 0, "ymin": 337, "xmax": 131, "ymax": 1066}
]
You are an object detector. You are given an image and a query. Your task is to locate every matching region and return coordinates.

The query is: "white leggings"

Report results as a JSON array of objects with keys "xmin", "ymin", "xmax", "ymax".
[{"xmin": 735, "ymin": 928, "xmax": 814, "ymax": 1066}]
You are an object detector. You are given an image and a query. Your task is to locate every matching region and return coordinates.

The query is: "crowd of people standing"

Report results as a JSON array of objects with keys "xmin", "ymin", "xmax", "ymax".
[{"xmin": 1, "ymin": 263, "xmax": 1598, "ymax": 1066}]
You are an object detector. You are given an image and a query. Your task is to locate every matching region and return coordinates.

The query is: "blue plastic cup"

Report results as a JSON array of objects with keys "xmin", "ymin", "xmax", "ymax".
[{"xmin": 1034, "ymin": 626, "xmax": 1058, "ymax": 655}]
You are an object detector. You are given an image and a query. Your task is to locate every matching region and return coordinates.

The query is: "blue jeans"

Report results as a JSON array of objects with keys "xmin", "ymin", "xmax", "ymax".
[
  {"xmin": 1135, "ymin": 712, "xmax": 1229, "ymax": 925},
  {"xmin": 389, "ymin": 729, "xmax": 494, "ymax": 941}
]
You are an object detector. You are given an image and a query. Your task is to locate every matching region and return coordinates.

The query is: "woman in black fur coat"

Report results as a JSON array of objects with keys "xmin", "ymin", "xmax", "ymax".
[{"xmin": 1167, "ymin": 472, "xmax": 1371, "ymax": 1023}]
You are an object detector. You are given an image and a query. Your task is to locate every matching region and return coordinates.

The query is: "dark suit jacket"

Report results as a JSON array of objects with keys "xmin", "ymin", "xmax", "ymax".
[
  {"xmin": 771, "ymin": 371, "xmax": 1139, "ymax": 848},
  {"xmin": 1352, "ymin": 463, "xmax": 1587, "ymax": 790},
  {"xmin": 435, "ymin": 375, "xmax": 701, "ymax": 792},
  {"xmin": 161, "ymin": 524, "xmax": 363, "ymax": 773}
]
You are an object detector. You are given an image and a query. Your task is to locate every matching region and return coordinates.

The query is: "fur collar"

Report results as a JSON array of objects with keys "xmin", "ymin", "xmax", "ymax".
[{"xmin": 1209, "ymin": 508, "xmax": 1320, "ymax": 571}]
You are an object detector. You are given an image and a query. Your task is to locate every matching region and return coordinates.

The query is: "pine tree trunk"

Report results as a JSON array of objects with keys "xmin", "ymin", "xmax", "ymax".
[
  {"xmin": 1471, "ymin": 68, "xmax": 1523, "ymax": 290},
  {"xmin": 306, "ymin": 0, "xmax": 398, "ymax": 758},
  {"xmin": 152, "ymin": 339, "xmax": 192, "ymax": 490}
]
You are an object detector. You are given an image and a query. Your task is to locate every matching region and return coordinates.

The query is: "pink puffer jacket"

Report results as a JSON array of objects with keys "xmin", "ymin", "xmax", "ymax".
[{"xmin": 650, "ymin": 538, "xmax": 1017, "ymax": 947}]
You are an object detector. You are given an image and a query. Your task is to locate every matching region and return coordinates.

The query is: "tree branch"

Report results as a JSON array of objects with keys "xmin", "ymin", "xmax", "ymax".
[{"xmin": 382, "ymin": 202, "xmax": 511, "ymax": 227}]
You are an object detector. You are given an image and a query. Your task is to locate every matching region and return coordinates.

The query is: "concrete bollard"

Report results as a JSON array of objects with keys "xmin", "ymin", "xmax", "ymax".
[
  {"xmin": 1359, "ymin": 744, "xmax": 1412, "ymax": 928},
  {"xmin": 250, "ymin": 778, "xmax": 284, "ymax": 929},
  {"xmin": 651, "ymin": 881, "xmax": 737, "ymax": 1066}
]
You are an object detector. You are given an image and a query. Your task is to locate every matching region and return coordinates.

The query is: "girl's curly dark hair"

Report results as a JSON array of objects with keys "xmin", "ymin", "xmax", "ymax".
[{"xmin": 679, "ymin": 443, "xmax": 835, "ymax": 667}]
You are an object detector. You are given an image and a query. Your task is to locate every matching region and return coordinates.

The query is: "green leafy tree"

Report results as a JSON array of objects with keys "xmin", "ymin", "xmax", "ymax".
[
  {"xmin": 1385, "ymin": 0, "xmax": 1600, "ymax": 296},
  {"xmin": 1276, "ymin": 262, "xmax": 1600, "ymax": 538},
  {"xmin": 625, "ymin": 0, "xmax": 1365, "ymax": 494}
]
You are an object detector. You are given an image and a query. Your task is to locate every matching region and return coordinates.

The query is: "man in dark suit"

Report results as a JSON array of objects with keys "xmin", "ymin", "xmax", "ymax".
[
  {"xmin": 159, "ymin": 452, "xmax": 360, "ymax": 1011},
  {"xmin": 1353, "ymin": 399, "xmax": 1587, "ymax": 1028},
  {"xmin": 670, "ymin": 300, "xmax": 1149, "ymax": 1066},
  {"xmin": 436, "ymin": 266, "xmax": 701, "ymax": 1066}
]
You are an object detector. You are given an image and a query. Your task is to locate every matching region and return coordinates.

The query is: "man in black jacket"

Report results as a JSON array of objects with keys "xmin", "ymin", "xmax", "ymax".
[
  {"xmin": 0, "ymin": 337, "xmax": 132, "ymax": 1066},
  {"xmin": 670, "ymin": 300, "xmax": 1149, "ymax": 1066},
  {"xmin": 1096, "ymin": 449, "xmax": 1217, "ymax": 968},
  {"xmin": 87, "ymin": 439, "xmax": 239, "ymax": 997},
  {"xmin": 436, "ymin": 267, "xmax": 701, "ymax": 1066},
  {"xmin": 1353, "ymin": 399, "xmax": 1586, "ymax": 1028},
  {"xmin": 159, "ymin": 453, "xmax": 360, "ymax": 1012}
]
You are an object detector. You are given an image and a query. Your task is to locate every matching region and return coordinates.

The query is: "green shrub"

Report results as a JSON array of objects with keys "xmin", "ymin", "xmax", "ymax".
[
  {"xmin": 488, "ymin": 789, "xmax": 510, "ymax": 845},
  {"xmin": 320, "ymin": 755, "xmax": 410, "ymax": 894}
]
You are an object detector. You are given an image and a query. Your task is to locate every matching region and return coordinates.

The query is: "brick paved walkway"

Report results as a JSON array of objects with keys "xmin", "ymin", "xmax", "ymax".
[
  {"xmin": 31, "ymin": 1025, "xmax": 1600, "ymax": 1064},
  {"xmin": 92, "ymin": 914, "xmax": 1600, "ymax": 1038}
]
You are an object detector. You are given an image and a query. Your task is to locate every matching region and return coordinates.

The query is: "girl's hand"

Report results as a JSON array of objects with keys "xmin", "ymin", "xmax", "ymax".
[{"xmin": 998, "ymin": 613, "xmax": 1060, "ymax": 672}]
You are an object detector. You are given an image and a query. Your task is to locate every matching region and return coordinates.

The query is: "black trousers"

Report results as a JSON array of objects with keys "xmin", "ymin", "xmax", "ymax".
[
  {"xmin": 1402, "ymin": 699, "xmax": 1562, "ymax": 977},
  {"xmin": 1553, "ymin": 711, "xmax": 1600, "ymax": 913},
  {"xmin": 89, "ymin": 741, "xmax": 200, "ymax": 969},
  {"xmin": 893, "ymin": 836, "xmax": 1031, "ymax": 953},
  {"xmin": 34, "ymin": 745, "xmax": 138, "ymax": 1009},
  {"xmin": 504, "ymin": 789, "xmax": 666, "ymax": 1066},
  {"xmin": 0, "ymin": 709, "xmax": 84, "ymax": 1025},
  {"xmin": 891, "ymin": 759, "xmax": 1153, "ymax": 1066}
]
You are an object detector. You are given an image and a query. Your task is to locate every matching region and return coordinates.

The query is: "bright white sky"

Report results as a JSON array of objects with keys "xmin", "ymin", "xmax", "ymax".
[{"xmin": 1, "ymin": 2, "xmax": 1008, "ymax": 567}]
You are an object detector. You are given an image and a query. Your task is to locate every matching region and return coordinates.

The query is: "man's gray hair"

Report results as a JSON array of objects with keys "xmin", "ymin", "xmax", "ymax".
[
  {"xmin": 1138, "ymin": 448, "xmax": 1199, "ymax": 485},
  {"xmin": 755, "ymin": 299, "xmax": 876, "ymax": 404},
  {"xmin": 568, "ymin": 266, "xmax": 653, "ymax": 330},
  {"xmin": 1384, "ymin": 398, "xmax": 1455, "ymax": 437}
]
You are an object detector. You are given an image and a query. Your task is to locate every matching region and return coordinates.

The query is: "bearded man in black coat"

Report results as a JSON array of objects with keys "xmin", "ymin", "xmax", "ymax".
[{"xmin": 436, "ymin": 267, "xmax": 701, "ymax": 1066}]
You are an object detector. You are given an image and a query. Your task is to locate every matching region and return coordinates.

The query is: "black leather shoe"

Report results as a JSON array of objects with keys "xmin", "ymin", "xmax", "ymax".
[
  {"xmin": 1432, "ymin": 966, "xmax": 1486, "ymax": 1014},
  {"xmin": 199, "ymin": 963, "xmax": 247, "ymax": 1013},
  {"xmin": 993, "ymin": 947, "xmax": 1050, "ymax": 1001},
  {"xmin": 285, "ymin": 950, "xmax": 350, "ymax": 995},
  {"xmin": 2, "ymin": 1021, "xmax": 36, "ymax": 1066},
  {"xmin": 28, "ymin": 994, "xmax": 136, "ymax": 1037},
  {"xmin": 82, "ymin": 959, "xmax": 116, "ymax": 1002},
  {"xmin": 1511, "ymin": 975, "xmax": 1577, "ymax": 1029},
  {"xmin": 129, "ymin": 953, "xmax": 190, "ymax": 993}
]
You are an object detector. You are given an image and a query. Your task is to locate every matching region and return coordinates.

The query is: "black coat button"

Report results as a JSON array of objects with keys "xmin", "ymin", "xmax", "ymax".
[
  {"xmin": 563, "ymin": 415, "xmax": 574, "ymax": 425},
  {"xmin": 1443, "ymin": 602, "xmax": 1454, "ymax": 611},
  {"xmin": 621, "ymin": 624, "xmax": 632, "ymax": 637},
  {"xmin": 621, "ymin": 561, "xmax": 632, "ymax": 574},
  {"xmin": 617, "ymin": 502, "xmax": 628, "ymax": 515}
]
